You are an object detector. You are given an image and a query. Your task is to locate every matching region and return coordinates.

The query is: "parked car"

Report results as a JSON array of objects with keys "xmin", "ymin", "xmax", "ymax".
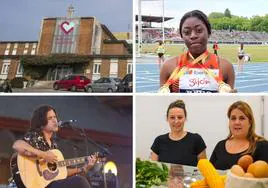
[
  {"xmin": 117, "ymin": 73, "xmax": 132, "ymax": 92},
  {"xmin": 86, "ymin": 77, "xmax": 121, "ymax": 92},
  {"xmin": 53, "ymin": 74, "xmax": 91, "ymax": 92}
]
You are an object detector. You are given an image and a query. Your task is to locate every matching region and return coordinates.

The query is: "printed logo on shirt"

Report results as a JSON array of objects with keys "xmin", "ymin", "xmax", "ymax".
[
  {"xmin": 179, "ymin": 68, "xmax": 219, "ymax": 92},
  {"xmin": 189, "ymin": 78, "xmax": 210, "ymax": 87}
]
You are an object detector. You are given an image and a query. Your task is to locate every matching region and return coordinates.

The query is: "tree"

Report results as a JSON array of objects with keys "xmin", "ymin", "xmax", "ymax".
[
  {"xmin": 208, "ymin": 12, "xmax": 225, "ymax": 19},
  {"xmin": 224, "ymin": 8, "xmax": 232, "ymax": 18}
]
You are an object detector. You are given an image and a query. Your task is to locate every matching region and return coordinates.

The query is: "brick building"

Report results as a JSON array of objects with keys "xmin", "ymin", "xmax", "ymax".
[{"xmin": 0, "ymin": 5, "xmax": 132, "ymax": 81}]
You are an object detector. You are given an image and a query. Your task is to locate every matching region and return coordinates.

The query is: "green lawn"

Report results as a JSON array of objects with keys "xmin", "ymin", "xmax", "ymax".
[{"xmin": 141, "ymin": 44, "xmax": 268, "ymax": 63}]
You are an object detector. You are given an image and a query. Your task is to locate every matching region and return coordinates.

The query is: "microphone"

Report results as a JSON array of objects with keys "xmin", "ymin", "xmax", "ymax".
[{"xmin": 58, "ymin": 120, "xmax": 77, "ymax": 127}]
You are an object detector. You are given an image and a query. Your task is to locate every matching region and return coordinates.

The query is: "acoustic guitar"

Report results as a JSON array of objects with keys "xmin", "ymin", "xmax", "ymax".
[{"xmin": 12, "ymin": 149, "xmax": 98, "ymax": 188}]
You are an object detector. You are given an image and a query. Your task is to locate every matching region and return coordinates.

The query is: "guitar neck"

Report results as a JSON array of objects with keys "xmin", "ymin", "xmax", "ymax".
[{"xmin": 57, "ymin": 156, "xmax": 87, "ymax": 167}]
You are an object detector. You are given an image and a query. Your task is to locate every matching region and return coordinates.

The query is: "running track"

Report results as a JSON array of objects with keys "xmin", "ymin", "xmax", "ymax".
[{"xmin": 136, "ymin": 54, "xmax": 268, "ymax": 93}]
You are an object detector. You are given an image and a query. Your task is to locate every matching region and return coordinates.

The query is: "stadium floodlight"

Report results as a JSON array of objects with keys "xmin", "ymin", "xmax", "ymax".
[{"xmin": 137, "ymin": 0, "xmax": 165, "ymax": 57}]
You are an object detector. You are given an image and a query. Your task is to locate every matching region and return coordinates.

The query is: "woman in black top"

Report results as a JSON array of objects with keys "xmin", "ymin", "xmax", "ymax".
[
  {"xmin": 210, "ymin": 101, "xmax": 268, "ymax": 170},
  {"xmin": 150, "ymin": 100, "xmax": 207, "ymax": 166}
]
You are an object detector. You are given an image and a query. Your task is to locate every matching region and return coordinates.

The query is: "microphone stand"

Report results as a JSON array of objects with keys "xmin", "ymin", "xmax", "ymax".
[
  {"xmin": 71, "ymin": 125, "xmax": 112, "ymax": 187},
  {"xmin": 70, "ymin": 123, "xmax": 112, "ymax": 158},
  {"xmin": 60, "ymin": 121, "xmax": 112, "ymax": 188}
]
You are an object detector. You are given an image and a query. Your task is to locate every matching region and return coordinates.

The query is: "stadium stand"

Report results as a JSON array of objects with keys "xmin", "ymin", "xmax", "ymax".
[{"xmin": 139, "ymin": 28, "xmax": 268, "ymax": 44}]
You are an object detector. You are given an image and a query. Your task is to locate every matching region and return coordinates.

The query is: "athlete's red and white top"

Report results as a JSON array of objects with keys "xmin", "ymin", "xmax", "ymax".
[{"xmin": 171, "ymin": 52, "xmax": 223, "ymax": 93}]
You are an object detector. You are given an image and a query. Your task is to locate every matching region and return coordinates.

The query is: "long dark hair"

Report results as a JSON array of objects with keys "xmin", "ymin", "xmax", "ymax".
[{"xmin": 30, "ymin": 105, "xmax": 58, "ymax": 132}]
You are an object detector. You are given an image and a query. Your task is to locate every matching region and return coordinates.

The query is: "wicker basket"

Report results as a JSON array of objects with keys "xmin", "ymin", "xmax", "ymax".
[{"xmin": 225, "ymin": 171, "xmax": 268, "ymax": 188}]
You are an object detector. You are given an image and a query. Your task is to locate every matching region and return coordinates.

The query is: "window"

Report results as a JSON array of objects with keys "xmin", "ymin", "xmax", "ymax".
[
  {"xmin": 31, "ymin": 43, "xmax": 37, "ymax": 55},
  {"xmin": 12, "ymin": 49, "xmax": 17, "ymax": 55},
  {"xmin": 4, "ymin": 43, "xmax": 11, "ymax": 55},
  {"xmin": 69, "ymin": 76, "xmax": 76, "ymax": 80},
  {"xmin": 17, "ymin": 63, "xmax": 24, "ymax": 75},
  {"xmin": 1, "ymin": 61, "xmax": 11, "ymax": 74},
  {"xmin": 109, "ymin": 62, "xmax": 118, "ymax": 77},
  {"xmin": 6, "ymin": 43, "xmax": 11, "ymax": 49},
  {"xmin": 24, "ymin": 43, "xmax": 29, "ymax": 54},
  {"xmin": 80, "ymin": 76, "xmax": 88, "ymax": 81},
  {"xmin": 12, "ymin": 43, "xmax": 18, "ymax": 55},
  {"xmin": 104, "ymin": 78, "xmax": 111, "ymax": 83},
  {"xmin": 93, "ymin": 63, "xmax": 101, "ymax": 74},
  {"xmin": 4, "ymin": 50, "xmax": 9, "ymax": 55},
  {"xmin": 92, "ymin": 23, "xmax": 102, "ymax": 54},
  {"xmin": 127, "ymin": 63, "xmax": 133, "ymax": 74}
]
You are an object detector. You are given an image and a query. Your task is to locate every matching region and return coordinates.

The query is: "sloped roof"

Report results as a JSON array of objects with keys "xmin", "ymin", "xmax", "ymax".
[{"xmin": 135, "ymin": 15, "xmax": 174, "ymax": 23}]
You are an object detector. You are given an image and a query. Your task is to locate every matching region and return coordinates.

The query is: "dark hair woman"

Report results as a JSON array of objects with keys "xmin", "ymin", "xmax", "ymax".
[{"xmin": 159, "ymin": 10, "xmax": 235, "ymax": 93}]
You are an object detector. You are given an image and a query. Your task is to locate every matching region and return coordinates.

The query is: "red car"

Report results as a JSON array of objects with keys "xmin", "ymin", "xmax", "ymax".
[{"xmin": 53, "ymin": 74, "xmax": 91, "ymax": 92}]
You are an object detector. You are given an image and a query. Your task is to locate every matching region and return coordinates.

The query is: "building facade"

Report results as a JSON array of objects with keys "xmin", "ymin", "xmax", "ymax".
[{"xmin": 0, "ymin": 7, "xmax": 132, "ymax": 81}]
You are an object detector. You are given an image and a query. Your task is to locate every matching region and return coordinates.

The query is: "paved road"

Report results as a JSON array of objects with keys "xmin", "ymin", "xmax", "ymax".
[{"xmin": 7, "ymin": 88, "xmax": 85, "ymax": 93}]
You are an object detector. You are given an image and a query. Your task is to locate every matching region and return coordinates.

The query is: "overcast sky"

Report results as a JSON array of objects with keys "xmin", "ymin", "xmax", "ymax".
[
  {"xmin": 0, "ymin": 0, "xmax": 132, "ymax": 41},
  {"xmin": 136, "ymin": 0, "xmax": 268, "ymax": 28}
]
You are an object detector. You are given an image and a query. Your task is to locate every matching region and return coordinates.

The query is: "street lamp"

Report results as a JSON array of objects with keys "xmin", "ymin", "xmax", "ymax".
[
  {"xmin": 103, "ymin": 161, "xmax": 118, "ymax": 188},
  {"xmin": 104, "ymin": 161, "xmax": 118, "ymax": 175}
]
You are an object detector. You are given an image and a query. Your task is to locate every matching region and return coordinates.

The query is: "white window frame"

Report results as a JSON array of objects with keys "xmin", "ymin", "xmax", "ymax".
[
  {"xmin": 109, "ymin": 62, "xmax": 118, "ymax": 77},
  {"xmin": 127, "ymin": 63, "xmax": 133, "ymax": 74},
  {"xmin": 93, "ymin": 63, "xmax": 101, "ymax": 74},
  {"xmin": 92, "ymin": 23, "xmax": 102, "ymax": 55},
  {"xmin": 12, "ymin": 43, "xmax": 18, "ymax": 55},
  {"xmin": 6, "ymin": 43, "xmax": 11, "ymax": 49},
  {"xmin": 4, "ymin": 50, "xmax": 9, "ymax": 55},
  {"xmin": 5, "ymin": 43, "xmax": 11, "ymax": 55},
  {"xmin": 12, "ymin": 49, "xmax": 17, "ymax": 55},
  {"xmin": 31, "ymin": 43, "xmax": 37, "ymax": 55},
  {"xmin": 24, "ymin": 43, "xmax": 29, "ymax": 54},
  {"xmin": 1, "ymin": 60, "xmax": 11, "ymax": 75},
  {"xmin": 16, "ymin": 63, "xmax": 23, "ymax": 75},
  {"xmin": 31, "ymin": 49, "xmax": 36, "ymax": 55}
]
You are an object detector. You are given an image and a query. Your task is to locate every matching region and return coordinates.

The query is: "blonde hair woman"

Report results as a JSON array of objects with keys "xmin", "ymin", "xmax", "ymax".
[{"xmin": 210, "ymin": 101, "xmax": 268, "ymax": 170}]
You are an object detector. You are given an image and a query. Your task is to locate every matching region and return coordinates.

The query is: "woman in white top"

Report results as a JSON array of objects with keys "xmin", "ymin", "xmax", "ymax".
[{"xmin": 237, "ymin": 43, "xmax": 245, "ymax": 72}]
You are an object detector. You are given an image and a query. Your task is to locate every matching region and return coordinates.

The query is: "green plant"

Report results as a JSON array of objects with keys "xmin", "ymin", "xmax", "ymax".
[
  {"xmin": 23, "ymin": 66, "xmax": 49, "ymax": 80},
  {"xmin": 136, "ymin": 158, "xmax": 169, "ymax": 188},
  {"xmin": 10, "ymin": 77, "xmax": 28, "ymax": 88}
]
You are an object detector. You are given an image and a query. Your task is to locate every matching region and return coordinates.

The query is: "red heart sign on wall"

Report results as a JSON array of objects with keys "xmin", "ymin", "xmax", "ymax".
[{"xmin": 60, "ymin": 21, "xmax": 75, "ymax": 34}]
